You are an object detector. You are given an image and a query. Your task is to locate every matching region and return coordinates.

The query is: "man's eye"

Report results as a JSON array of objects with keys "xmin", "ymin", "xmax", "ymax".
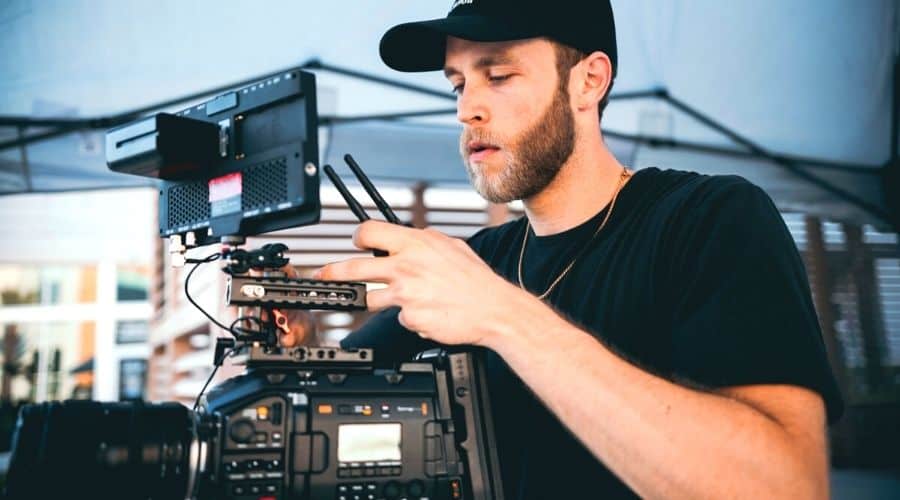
[
  {"xmin": 488, "ymin": 74, "xmax": 511, "ymax": 83},
  {"xmin": 451, "ymin": 83, "xmax": 464, "ymax": 94}
]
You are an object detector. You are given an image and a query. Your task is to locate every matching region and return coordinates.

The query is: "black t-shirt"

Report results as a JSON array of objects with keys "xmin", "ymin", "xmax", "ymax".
[{"xmin": 341, "ymin": 167, "xmax": 844, "ymax": 499}]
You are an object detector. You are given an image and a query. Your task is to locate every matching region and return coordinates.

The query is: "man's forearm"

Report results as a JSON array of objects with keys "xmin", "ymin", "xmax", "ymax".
[{"xmin": 481, "ymin": 289, "xmax": 826, "ymax": 499}]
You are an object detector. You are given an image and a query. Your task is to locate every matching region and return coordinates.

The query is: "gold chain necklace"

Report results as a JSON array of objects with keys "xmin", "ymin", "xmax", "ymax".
[{"xmin": 517, "ymin": 168, "xmax": 631, "ymax": 300}]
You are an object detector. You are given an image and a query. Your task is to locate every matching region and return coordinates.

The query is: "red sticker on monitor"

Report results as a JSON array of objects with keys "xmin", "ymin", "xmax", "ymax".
[{"xmin": 208, "ymin": 172, "xmax": 242, "ymax": 202}]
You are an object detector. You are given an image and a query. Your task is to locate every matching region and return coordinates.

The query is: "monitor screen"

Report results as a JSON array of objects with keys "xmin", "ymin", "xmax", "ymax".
[{"xmin": 337, "ymin": 423, "xmax": 402, "ymax": 463}]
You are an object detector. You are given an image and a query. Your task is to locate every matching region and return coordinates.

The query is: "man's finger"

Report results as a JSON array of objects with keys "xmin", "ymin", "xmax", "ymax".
[
  {"xmin": 352, "ymin": 220, "xmax": 418, "ymax": 255},
  {"xmin": 279, "ymin": 329, "xmax": 297, "ymax": 347},
  {"xmin": 364, "ymin": 287, "xmax": 394, "ymax": 312},
  {"xmin": 283, "ymin": 264, "xmax": 299, "ymax": 278},
  {"xmin": 314, "ymin": 255, "xmax": 396, "ymax": 283}
]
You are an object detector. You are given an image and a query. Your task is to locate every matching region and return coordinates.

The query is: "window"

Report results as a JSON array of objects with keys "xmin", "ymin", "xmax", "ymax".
[
  {"xmin": 118, "ymin": 358, "xmax": 147, "ymax": 401},
  {"xmin": 115, "ymin": 320, "xmax": 149, "ymax": 344},
  {"xmin": 0, "ymin": 265, "xmax": 97, "ymax": 305},
  {"xmin": 116, "ymin": 264, "xmax": 151, "ymax": 302}
]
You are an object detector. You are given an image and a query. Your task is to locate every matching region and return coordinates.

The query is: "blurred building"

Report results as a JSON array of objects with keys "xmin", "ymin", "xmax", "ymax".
[{"xmin": 0, "ymin": 188, "xmax": 155, "ymax": 406}]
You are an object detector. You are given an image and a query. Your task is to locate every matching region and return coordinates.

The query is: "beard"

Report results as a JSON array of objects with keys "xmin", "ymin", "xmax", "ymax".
[{"xmin": 460, "ymin": 84, "xmax": 576, "ymax": 204}]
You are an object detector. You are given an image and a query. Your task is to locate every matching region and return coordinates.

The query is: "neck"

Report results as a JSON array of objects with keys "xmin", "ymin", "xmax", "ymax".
[{"xmin": 523, "ymin": 129, "xmax": 627, "ymax": 236}]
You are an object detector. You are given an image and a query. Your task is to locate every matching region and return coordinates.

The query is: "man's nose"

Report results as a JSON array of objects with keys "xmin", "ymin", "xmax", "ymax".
[{"xmin": 456, "ymin": 82, "xmax": 490, "ymax": 126}]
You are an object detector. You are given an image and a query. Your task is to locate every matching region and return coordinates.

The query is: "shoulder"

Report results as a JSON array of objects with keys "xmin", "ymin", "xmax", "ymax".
[
  {"xmin": 638, "ymin": 167, "xmax": 772, "ymax": 214},
  {"xmin": 632, "ymin": 169, "xmax": 790, "ymax": 267},
  {"xmin": 631, "ymin": 168, "xmax": 779, "ymax": 238}
]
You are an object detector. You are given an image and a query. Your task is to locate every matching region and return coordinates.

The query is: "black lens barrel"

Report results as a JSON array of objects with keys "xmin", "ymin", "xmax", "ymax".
[{"xmin": 5, "ymin": 400, "xmax": 197, "ymax": 500}]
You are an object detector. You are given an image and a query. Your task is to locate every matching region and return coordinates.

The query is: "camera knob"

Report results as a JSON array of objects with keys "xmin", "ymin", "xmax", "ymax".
[
  {"xmin": 229, "ymin": 419, "xmax": 256, "ymax": 444},
  {"xmin": 382, "ymin": 480, "xmax": 402, "ymax": 500},
  {"xmin": 406, "ymin": 479, "xmax": 425, "ymax": 497}
]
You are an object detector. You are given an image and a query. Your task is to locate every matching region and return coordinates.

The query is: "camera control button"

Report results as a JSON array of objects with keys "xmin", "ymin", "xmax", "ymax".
[
  {"xmin": 383, "ymin": 481, "xmax": 402, "ymax": 500},
  {"xmin": 229, "ymin": 419, "xmax": 256, "ymax": 444},
  {"xmin": 407, "ymin": 479, "xmax": 425, "ymax": 497}
]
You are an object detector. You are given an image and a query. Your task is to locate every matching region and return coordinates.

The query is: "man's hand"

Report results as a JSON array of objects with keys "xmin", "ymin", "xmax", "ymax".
[
  {"xmin": 312, "ymin": 220, "xmax": 522, "ymax": 346},
  {"xmin": 248, "ymin": 264, "xmax": 317, "ymax": 347}
]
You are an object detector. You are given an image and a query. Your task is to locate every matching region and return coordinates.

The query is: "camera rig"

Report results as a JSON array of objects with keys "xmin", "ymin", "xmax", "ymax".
[{"xmin": 4, "ymin": 68, "xmax": 507, "ymax": 500}]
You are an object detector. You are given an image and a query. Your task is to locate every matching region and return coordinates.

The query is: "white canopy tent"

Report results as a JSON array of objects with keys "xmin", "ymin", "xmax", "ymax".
[{"xmin": 1, "ymin": 0, "xmax": 897, "ymax": 226}]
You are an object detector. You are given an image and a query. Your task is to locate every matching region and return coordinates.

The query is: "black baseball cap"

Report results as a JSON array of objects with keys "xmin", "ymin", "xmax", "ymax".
[{"xmin": 379, "ymin": 0, "xmax": 617, "ymax": 76}]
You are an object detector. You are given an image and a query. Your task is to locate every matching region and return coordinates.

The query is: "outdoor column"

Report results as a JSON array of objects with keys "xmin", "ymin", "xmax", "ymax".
[
  {"xmin": 804, "ymin": 216, "xmax": 851, "ymax": 396},
  {"xmin": 411, "ymin": 182, "xmax": 428, "ymax": 229},
  {"xmin": 843, "ymin": 223, "xmax": 887, "ymax": 393}
]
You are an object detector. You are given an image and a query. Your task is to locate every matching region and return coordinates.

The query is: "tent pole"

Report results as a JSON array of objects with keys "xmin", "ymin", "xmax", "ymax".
[
  {"xmin": 320, "ymin": 108, "xmax": 457, "ymax": 125},
  {"xmin": 16, "ymin": 126, "xmax": 33, "ymax": 192},
  {"xmin": 892, "ymin": 45, "xmax": 898, "ymax": 163},
  {"xmin": 884, "ymin": 39, "xmax": 900, "ymax": 231},
  {"xmin": 0, "ymin": 59, "xmax": 325, "ymax": 151},
  {"xmin": 661, "ymin": 92, "xmax": 890, "ymax": 223},
  {"xmin": 304, "ymin": 60, "xmax": 455, "ymax": 101},
  {"xmin": 602, "ymin": 130, "xmax": 881, "ymax": 176}
]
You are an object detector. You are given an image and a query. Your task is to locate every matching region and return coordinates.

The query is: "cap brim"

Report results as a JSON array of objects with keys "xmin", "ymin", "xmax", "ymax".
[{"xmin": 379, "ymin": 15, "xmax": 540, "ymax": 72}]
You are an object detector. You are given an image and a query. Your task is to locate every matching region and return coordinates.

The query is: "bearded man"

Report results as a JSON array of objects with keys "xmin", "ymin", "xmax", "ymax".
[{"xmin": 307, "ymin": 1, "xmax": 843, "ymax": 497}]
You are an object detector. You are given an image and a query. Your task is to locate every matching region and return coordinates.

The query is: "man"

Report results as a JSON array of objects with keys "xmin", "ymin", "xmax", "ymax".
[{"xmin": 305, "ymin": 1, "xmax": 843, "ymax": 497}]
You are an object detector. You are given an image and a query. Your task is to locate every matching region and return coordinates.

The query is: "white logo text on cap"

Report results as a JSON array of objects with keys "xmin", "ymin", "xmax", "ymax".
[{"xmin": 450, "ymin": 0, "xmax": 474, "ymax": 12}]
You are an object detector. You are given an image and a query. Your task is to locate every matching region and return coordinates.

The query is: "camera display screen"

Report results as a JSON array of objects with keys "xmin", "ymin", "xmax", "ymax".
[{"xmin": 337, "ymin": 423, "xmax": 402, "ymax": 463}]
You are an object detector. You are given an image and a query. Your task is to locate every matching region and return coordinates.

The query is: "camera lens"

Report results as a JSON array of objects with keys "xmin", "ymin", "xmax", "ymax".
[{"xmin": 5, "ymin": 400, "xmax": 202, "ymax": 500}]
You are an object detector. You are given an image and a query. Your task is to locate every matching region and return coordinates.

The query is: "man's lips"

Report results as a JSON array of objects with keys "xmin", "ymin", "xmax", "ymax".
[{"xmin": 467, "ymin": 141, "xmax": 500, "ymax": 162}]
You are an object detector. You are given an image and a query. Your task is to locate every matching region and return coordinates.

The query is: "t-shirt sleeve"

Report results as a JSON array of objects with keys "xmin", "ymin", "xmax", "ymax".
[
  {"xmin": 664, "ymin": 177, "xmax": 844, "ymax": 423},
  {"xmin": 339, "ymin": 227, "xmax": 495, "ymax": 365},
  {"xmin": 339, "ymin": 306, "xmax": 436, "ymax": 366}
]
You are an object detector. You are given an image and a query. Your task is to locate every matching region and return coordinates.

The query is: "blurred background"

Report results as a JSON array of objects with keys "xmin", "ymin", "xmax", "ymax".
[{"xmin": 0, "ymin": 1, "xmax": 898, "ymax": 497}]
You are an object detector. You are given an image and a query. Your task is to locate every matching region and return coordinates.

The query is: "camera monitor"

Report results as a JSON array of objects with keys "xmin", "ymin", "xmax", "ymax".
[{"xmin": 105, "ymin": 69, "xmax": 320, "ymax": 247}]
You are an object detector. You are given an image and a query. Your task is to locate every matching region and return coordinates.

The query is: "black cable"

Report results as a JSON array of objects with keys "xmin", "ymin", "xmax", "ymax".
[
  {"xmin": 184, "ymin": 253, "xmax": 234, "ymax": 335},
  {"xmin": 183, "ymin": 254, "xmax": 276, "ymax": 410},
  {"xmin": 192, "ymin": 347, "xmax": 234, "ymax": 411},
  {"xmin": 230, "ymin": 316, "xmax": 264, "ymax": 338}
]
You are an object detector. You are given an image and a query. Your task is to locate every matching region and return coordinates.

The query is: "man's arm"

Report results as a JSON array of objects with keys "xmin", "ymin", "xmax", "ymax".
[
  {"xmin": 485, "ymin": 288, "xmax": 828, "ymax": 499},
  {"xmin": 313, "ymin": 219, "xmax": 832, "ymax": 499}
]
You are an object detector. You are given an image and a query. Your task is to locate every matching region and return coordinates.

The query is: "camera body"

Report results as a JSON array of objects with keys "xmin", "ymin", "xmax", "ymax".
[
  {"xmin": 200, "ymin": 346, "xmax": 499, "ymax": 500},
  {"xmin": 5, "ymin": 346, "xmax": 502, "ymax": 500}
]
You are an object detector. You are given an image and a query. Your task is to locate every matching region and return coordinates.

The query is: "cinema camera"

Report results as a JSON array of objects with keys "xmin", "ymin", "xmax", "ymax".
[{"xmin": 4, "ymin": 69, "xmax": 504, "ymax": 500}]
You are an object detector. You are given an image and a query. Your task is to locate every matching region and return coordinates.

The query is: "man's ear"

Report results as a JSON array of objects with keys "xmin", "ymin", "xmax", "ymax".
[{"xmin": 573, "ymin": 51, "xmax": 612, "ymax": 112}]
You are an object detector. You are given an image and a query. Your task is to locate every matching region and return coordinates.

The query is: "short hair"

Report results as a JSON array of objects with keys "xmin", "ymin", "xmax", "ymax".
[{"xmin": 551, "ymin": 41, "xmax": 615, "ymax": 123}]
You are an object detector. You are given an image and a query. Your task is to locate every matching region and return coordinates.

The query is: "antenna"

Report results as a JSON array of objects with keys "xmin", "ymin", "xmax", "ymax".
[{"xmin": 343, "ymin": 154, "xmax": 402, "ymax": 224}]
